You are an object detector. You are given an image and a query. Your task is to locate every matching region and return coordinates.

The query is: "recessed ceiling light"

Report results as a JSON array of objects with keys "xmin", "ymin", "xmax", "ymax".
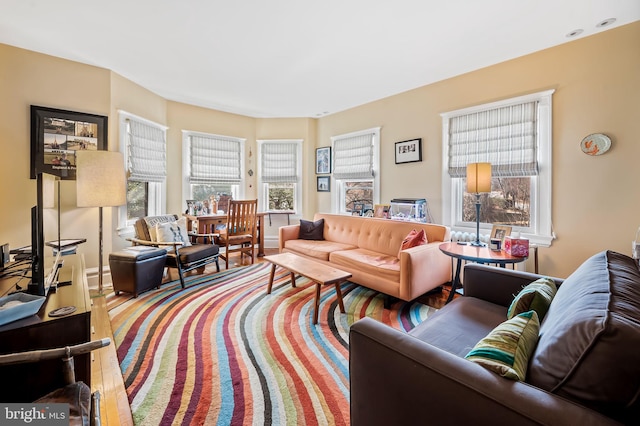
[
  {"xmin": 566, "ymin": 29, "xmax": 584, "ymax": 38},
  {"xmin": 596, "ymin": 18, "xmax": 616, "ymax": 28}
]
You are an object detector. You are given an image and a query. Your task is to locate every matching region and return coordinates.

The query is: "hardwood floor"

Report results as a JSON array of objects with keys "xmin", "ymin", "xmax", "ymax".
[{"xmin": 89, "ymin": 248, "xmax": 454, "ymax": 425}]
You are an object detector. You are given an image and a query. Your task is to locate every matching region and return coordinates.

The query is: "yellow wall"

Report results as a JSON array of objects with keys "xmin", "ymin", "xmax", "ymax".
[
  {"xmin": 0, "ymin": 45, "xmax": 111, "ymax": 271},
  {"xmin": 1, "ymin": 21, "xmax": 638, "ymax": 281},
  {"xmin": 317, "ymin": 21, "xmax": 640, "ymax": 276}
]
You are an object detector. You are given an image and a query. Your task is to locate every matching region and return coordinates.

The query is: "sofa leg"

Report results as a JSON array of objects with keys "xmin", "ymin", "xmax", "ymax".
[
  {"xmin": 384, "ymin": 295, "xmax": 398, "ymax": 309},
  {"xmin": 425, "ymin": 286, "xmax": 443, "ymax": 295}
]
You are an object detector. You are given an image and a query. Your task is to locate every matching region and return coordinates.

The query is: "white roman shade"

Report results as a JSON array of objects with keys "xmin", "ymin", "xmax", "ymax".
[
  {"xmin": 127, "ymin": 119, "xmax": 167, "ymax": 182},
  {"xmin": 448, "ymin": 101, "xmax": 538, "ymax": 178},
  {"xmin": 332, "ymin": 132, "xmax": 375, "ymax": 180},
  {"xmin": 189, "ymin": 134, "xmax": 242, "ymax": 184},
  {"xmin": 261, "ymin": 141, "xmax": 298, "ymax": 183}
]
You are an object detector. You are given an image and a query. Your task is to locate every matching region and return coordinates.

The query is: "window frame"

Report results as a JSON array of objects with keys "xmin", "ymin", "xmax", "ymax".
[
  {"xmin": 257, "ymin": 139, "xmax": 303, "ymax": 213},
  {"xmin": 441, "ymin": 90, "xmax": 554, "ymax": 246},
  {"xmin": 182, "ymin": 130, "xmax": 246, "ymax": 206},
  {"xmin": 117, "ymin": 111, "xmax": 167, "ymax": 235},
  {"xmin": 331, "ymin": 127, "xmax": 381, "ymax": 214}
]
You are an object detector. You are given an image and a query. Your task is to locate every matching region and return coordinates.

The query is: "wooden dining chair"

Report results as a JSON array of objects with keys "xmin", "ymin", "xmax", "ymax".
[{"xmin": 218, "ymin": 199, "xmax": 258, "ymax": 269}]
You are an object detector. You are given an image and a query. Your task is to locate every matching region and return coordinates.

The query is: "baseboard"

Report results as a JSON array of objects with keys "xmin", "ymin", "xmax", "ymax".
[{"xmin": 84, "ymin": 265, "xmax": 113, "ymax": 290}]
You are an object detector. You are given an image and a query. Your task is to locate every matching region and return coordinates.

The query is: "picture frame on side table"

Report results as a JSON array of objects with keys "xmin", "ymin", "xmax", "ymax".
[
  {"xmin": 395, "ymin": 138, "xmax": 422, "ymax": 164},
  {"xmin": 317, "ymin": 176, "xmax": 330, "ymax": 192},
  {"xmin": 30, "ymin": 105, "xmax": 108, "ymax": 180},
  {"xmin": 316, "ymin": 146, "xmax": 331, "ymax": 174},
  {"xmin": 490, "ymin": 225, "xmax": 512, "ymax": 242}
]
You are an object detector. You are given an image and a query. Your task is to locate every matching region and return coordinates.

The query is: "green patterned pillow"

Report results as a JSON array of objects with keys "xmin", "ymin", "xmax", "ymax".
[
  {"xmin": 465, "ymin": 310, "xmax": 540, "ymax": 381},
  {"xmin": 507, "ymin": 277, "xmax": 557, "ymax": 321}
]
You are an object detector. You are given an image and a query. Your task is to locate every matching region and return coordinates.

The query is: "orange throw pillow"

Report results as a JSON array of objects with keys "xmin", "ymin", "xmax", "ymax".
[{"xmin": 398, "ymin": 229, "xmax": 427, "ymax": 257}]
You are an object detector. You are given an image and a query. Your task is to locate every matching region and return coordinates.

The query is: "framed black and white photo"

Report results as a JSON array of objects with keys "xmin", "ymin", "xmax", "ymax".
[
  {"xmin": 394, "ymin": 138, "xmax": 422, "ymax": 164},
  {"xmin": 30, "ymin": 105, "xmax": 108, "ymax": 180},
  {"xmin": 316, "ymin": 146, "xmax": 331, "ymax": 174},
  {"xmin": 317, "ymin": 176, "xmax": 330, "ymax": 192}
]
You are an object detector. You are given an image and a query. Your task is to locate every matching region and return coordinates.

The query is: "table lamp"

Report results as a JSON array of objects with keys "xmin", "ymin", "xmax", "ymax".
[
  {"xmin": 76, "ymin": 151, "xmax": 126, "ymax": 294},
  {"xmin": 467, "ymin": 162, "xmax": 491, "ymax": 246}
]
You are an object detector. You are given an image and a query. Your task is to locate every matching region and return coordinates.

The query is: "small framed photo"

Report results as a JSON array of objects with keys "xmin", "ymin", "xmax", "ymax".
[
  {"xmin": 373, "ymin": 204, "xmax": 390, "ymax": 218},
  {"xmin": 490, "ymin": 225, "xmax": 512, "ymax": 242},
  {"xmin": 317, "ymin": 176, "xmax": 330, "ymax": 192},
  {"xmin": 395, "ymin": 138, "xmax": 422, "ymax": 164},
  {"xmin": 316, "ymin": 146, "xmax": 331, "ymax": 174},
  {"xmin": 353, "ymin": 203, "xmax": 364, "ymax": 216}
]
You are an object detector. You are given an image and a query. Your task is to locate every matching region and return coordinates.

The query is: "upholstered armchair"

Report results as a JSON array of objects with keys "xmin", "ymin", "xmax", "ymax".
[{"xmin": 129, "ymin": 214, "xmax": 220, "ymax": 287}]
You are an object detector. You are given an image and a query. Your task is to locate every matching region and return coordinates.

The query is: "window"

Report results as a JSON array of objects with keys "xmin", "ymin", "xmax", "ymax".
[
  {"xmin": 118, "ymin": 111, "xmax": 167, "ymax": 231},
  {"xmin": 441, "ymin": 90, "xmax": 554, "ymax": 246},
  {"xmin": 183, "ymin": 131, "xmax": 245, "ymax": 206},
  {"xmin": 331, "ymin": 127, "xmax": 380, "ymax": 214},
  {"xmin": 258, "ymin": 140, "xmax": 302, "ymax": 212}
]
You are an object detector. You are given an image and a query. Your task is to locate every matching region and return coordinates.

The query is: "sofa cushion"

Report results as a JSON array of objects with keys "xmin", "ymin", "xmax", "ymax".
[
  {"xmin": 283, "ymin": 240, "xmax": 357, "ymax": 261},
  {"xmin": 410, "ymin": 296, "xmax": 508, "ymax": 357},
  {"xmin": 465, "ymin": 310, "xmax": 540, "ymax": 381},
  {"xmin": 397, "ymin": 229, "xmax": 427, "ymax": 258},
  {"xmin": 528, "ymin": 250, "xmax": 640, "ymax": 422},
  {"xmin": 299, "ymin": 218, "xmax": 324, "ymax": 240},
  {"xmin": 507, "ymin": 277, "xmax": 556, "ymax": 321},
  {"xmin": 330, "ymin": 248, "xmax": 400, "ymax": 283}
]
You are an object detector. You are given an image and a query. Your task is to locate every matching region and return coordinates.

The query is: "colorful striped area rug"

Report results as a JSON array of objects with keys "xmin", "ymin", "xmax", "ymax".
[{"xmin": 108, "ymin": 262, "xmax": 437, "ymax": 425}]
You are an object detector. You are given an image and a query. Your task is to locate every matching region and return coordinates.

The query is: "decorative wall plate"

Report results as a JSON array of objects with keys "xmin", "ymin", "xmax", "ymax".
[{"xmin": 580, "ymin": 133, "xmax": 611, "ymax": 156}]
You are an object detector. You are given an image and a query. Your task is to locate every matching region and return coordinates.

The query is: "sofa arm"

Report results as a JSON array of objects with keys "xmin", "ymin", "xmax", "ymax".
[
  {"xmin": 463, "ymin": 264, "xmax": 564, "ymax": 307},
  {"xmin": 349, "ymin": 317, "xmax": 620, "ymax": 426},
  {"xmin": 399, "ymin": 243, "xmax": 452, "ymax": 300},
  {"xmin": 278, "ymin": 225, "xmax": 300, "ymax": 252}
]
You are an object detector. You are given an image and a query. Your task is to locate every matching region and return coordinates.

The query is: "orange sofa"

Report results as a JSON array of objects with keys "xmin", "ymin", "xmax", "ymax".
[{"xmin": 278, "ymin": 213, "xmax": 452, "ymax": 302}]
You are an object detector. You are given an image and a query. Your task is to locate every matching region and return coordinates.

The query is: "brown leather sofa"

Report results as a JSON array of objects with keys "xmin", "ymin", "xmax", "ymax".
[{"xmin": 350, "ymin": 250, "xmax": 640, "ymax": 425}]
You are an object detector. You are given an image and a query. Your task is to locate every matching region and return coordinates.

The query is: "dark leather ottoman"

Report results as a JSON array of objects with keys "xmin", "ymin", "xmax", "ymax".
[{"xmin": 109, "ymin": 246, "xmax": 167, "ymax": 297}]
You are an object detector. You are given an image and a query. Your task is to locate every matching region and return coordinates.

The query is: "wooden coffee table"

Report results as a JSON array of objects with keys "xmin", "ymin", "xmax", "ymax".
[{"xmin": 264, "ymin": 252, "xmax": 351, "ymax": 324}]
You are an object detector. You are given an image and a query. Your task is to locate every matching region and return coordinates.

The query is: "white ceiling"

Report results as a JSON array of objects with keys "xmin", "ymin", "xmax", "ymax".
[{"xmin": 1, "ymin": 0, "xmax": 638, "ymax": 118}]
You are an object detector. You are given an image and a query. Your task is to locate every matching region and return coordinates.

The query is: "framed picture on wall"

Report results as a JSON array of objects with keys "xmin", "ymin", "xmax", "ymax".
[
  {"xmin": 316, "ymin": 146, "xmax": 331, "ymax": 174},
  {"xmin": 30, "ymin": 105, "xmax": 108, "ymax": 180},
  {"xmin": 317, "ymin": 176, "xmax": 330, "ymax": 192},
  {"xmin": 395, "ymin": 138, "xmax": 422, "ymax": 164}
]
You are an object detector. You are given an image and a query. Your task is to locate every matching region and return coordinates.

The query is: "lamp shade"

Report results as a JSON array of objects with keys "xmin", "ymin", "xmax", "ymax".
[
  {"xmin": 76, "ymin": 151, "xmax": 126, "ymax": 207},
  {"xmin": 466, "ymin": 162, "xmax": 492, "ymax": 194}
]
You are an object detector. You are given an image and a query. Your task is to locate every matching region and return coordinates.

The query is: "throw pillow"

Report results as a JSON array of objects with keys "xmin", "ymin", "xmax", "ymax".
[
  {"xmin": 299, "ymin": 219, "xmax": 324, "ymax": 240},
  {"xmin": 507, "ymin": 277, "xmax": 557, "ymax": 321},
  {"xmin": 465, "ymin": 310, "xmax": 540, "ymax": 381},
  {"xmin": 155, "ymin": 217, "xmax": 191, "ymax": 247},
  {"xmin": 397, "ymin": 229, "xmax": 427, "ymax": 257}
]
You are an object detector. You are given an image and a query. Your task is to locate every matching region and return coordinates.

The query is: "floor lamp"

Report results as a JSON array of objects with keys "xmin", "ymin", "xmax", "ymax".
[
  {"xmin": 467, "ymin": 162, "xmax": 491, "ymax": 247},
  {"xmin": 76, "ymin": 151, "xmax": 126, "ymax": 294}
]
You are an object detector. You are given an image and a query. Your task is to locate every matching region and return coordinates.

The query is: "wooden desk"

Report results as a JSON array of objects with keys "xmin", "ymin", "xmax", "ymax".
[
  {"xmin": 184, "ymin": 212, "xmax": 266, "ymax": 257},
  {"xmin": 439, "ymin": 242, "xmax": 528, "ymax": 305},
  {"xmin": 0, "ymin": 254, "xmax": 91, "ymax": 402}
]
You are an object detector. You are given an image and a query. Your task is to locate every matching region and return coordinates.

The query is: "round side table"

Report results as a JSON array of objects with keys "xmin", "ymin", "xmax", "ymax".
[{"xmin": 439, "ymin": 242, "xmax": 528, "ymax": 304}]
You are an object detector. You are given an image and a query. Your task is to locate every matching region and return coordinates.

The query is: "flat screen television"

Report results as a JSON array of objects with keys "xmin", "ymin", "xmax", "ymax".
[{"xmin": 27, "ymin": 173, "xmax": 61, "ymax": 296}]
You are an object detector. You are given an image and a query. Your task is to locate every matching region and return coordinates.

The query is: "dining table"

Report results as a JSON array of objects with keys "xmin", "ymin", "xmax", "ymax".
[{"xmin": 183, "ymin": 212, "xmax": 266, "ymax": 257}]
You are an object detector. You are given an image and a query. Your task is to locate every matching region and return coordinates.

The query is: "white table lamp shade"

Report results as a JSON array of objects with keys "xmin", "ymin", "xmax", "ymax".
[
  {"xmin": 76, "ymin": 151, "xmax": 126, "ymax": 207},
  {"xmin": 466, "ymin": 162, "xmax": 492, "ymax": 194}
]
